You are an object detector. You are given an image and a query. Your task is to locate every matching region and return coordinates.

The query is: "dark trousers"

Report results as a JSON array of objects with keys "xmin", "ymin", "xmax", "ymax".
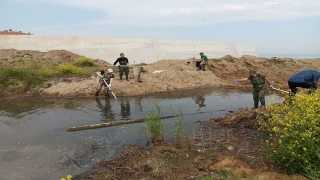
[
  {"xmin": 119, "ymin": 66, "xmax": 129, "ymax": 80},
  {"xmin": 253, "ymin": 85, "xmax": 266, "ymax": 108},
  {"xmin": 288, "ymin": 81, "xmax": 317, "ymax": 94}
]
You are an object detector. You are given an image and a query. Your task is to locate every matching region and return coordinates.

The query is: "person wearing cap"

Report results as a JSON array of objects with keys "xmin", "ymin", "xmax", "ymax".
[
  {"xmin": 287, "ymin": 70, "xmax": 320, "ymax": 94},
  {"xmin": 234, "ymin": 70, "xmax": 274, "ymax": 109},
  {"xmin": 113, "ymin": 53, "xmax": 129, "ymax": 81},
  {"xmin": 95, "ymin": 68, "xmax": 114, "ymax": 97},
  {"xmin": 198, "ymin": 52, "xmax": 208, "ymax": 71}
]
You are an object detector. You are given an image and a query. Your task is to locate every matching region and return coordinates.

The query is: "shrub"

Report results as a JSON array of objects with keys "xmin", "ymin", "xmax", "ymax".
[
  {"xmin": 58, "ymin": 64, "xmax": 81, "ymax": 75},
  {"xmin": 74, "ymin": 57, "xmax": 94, "ymax": 67},
  {"xmin": 144, "ymin": 104, "xmax": 166, "ymax": 144},
  {"xmin": 258, "ymin": 91, "xmax": 320, "ymax": 179}
]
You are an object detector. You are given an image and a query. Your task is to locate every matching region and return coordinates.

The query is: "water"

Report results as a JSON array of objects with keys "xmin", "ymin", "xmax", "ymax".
[
  {"xmin": 258, "ymin": 54, "xmax": 320, "ymax": 59},
  {"xmin": 0, "ymin": 87, "xmax": 283, "ymax": 180}
]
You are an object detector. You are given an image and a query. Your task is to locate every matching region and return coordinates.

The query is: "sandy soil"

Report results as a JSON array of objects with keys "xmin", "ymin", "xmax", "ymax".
[{"xmin": 1, "ymin": 49, "xmax": 319, "ymax": 179}]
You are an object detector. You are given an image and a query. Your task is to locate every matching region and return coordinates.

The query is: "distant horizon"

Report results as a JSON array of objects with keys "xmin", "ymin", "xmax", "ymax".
[{"xmin": 258, "ymin": 54, "xmax": 320, "ymax": 59}]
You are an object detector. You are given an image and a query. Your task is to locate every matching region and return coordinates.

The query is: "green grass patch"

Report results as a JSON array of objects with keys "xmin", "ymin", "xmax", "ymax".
[
  {"xmin": 74, "ymin": 57, "xmax": 94, "ymax": 67},
  {"xmin": 0, "ymin": 59, "xmax": 100, "ymax": 92}
]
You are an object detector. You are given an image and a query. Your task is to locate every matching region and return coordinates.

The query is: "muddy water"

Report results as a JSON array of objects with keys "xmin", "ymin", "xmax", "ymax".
[{"xmin": 0, "ymin": 88, "xmax": 283, "ymax": 180}]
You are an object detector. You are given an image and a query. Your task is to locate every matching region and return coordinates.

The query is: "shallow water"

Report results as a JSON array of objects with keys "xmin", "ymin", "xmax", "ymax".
[{"xmin": 0, "ymin": 87, "xmax": 283, "ymax": 180}]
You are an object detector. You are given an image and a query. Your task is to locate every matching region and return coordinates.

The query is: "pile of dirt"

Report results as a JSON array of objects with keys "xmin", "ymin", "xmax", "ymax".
[
  {"xmin": 209, "ymin": 55, "xmax": 318, "ymax": 90},
  {"xmin": 0, "ymin": 49, "xmax": 110, "ymax": 66}
]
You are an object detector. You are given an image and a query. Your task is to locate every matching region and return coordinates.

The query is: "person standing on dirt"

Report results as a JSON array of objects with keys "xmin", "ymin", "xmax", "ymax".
[
  {"xmin": 198, "ymin": 52, "xmax": 208, "ymax": 71},
  {"xmin": 234, "ymin": 70, "xmax": 274, "ymax": 109},
  {"xmin": 287, "ymin": 70, "xmax": 320, "ymax": 94},
  {"xmin": 95, "ymin": 68, "xmax": 114, "ymax": 97},
  {"xmin": 113, "ymin": 53, "xmax": 129, "ymax": 81}
]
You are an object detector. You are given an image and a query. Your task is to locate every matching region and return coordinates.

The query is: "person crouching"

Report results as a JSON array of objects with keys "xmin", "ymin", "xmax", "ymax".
[{"xmin": 95, "ymin": 68, "xmax": 114, "ymax": 97}]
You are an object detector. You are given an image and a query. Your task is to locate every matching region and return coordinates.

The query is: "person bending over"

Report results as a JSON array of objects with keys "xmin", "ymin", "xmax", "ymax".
[
  {"xmin": 95, "ymin": 68, "xmax": 114, "ymax": 97},
  {"xmin": 287, "ymin": 70, "xmax": 320, "ymax": 94}
]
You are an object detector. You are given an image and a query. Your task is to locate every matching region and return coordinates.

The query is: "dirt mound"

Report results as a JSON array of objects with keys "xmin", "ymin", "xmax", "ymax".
[
  {"xmin": 0, "ymin": 49, "xmax": 110, "ymax": 66},
  {"xmin": 210, "ymin": 55, "xmax": 319, "ymax": 90}
]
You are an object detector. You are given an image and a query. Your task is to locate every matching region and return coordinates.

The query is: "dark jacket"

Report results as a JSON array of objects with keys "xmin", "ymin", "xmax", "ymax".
[
  {"xmin": 288, "ymin": 70, "xmax": 320, "ymax": 85},
  {"xmin": 113, "ymin": 57, "xmax": 129, "ymax": 65}
]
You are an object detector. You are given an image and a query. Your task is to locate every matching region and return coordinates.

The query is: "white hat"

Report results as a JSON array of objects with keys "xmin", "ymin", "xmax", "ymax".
[{"xmin": 107, "ymin": 68, "xmax": 113, "ymax": 73}]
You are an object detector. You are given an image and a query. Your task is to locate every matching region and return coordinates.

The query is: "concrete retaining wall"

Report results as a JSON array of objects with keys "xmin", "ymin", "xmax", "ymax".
[{"xmin": 0, "ymin": 35, "xmax": 257, "ymax": 64}]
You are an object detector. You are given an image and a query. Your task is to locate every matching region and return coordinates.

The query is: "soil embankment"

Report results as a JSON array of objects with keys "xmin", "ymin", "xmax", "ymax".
[{"xmin": 1, "ymin": 49, "xmax": 319, "ymax": 99}]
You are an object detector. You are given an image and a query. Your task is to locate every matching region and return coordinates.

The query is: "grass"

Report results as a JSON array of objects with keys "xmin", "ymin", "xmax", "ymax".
[
  {"xmin": 201, "ymin": 170, "xmax": 242, "ymax": 180},
  {"xmin": 144, "ymin": 103, "xmax": 166, "ymax": 144},
  {"xmin": 0, "ymin": 58, "xmax": 99, "ymax": 92},
  {"xmin": 173, "ymin": 110, "xmax": 183, "ymax": 142}
]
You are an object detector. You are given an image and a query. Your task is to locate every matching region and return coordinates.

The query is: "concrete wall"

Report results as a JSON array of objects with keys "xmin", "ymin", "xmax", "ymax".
[{"xmin": 0, "ymin": 35, "xmax": 257, "ymax": 64}]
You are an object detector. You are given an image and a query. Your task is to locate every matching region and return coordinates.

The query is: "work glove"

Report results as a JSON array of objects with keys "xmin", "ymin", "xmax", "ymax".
[
  {"xmin": 234, "ymin": 79, "xmax": 240, "ymax": 83},
  {"xmin": 101, "ymin": 76, "xmax": 105, "ymax": 80},
  {"xmin": 108, "ymin": 84, "xmax": 111, "ymax": 88},
  {"xmin": 269, "ymin": 85, "xmax": 274, "ymax": 89}
]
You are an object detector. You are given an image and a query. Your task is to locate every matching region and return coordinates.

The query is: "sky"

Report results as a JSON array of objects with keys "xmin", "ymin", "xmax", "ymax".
[{"xmin": 1, "ymin": 0, "xmax": 320, "ymax": 55}]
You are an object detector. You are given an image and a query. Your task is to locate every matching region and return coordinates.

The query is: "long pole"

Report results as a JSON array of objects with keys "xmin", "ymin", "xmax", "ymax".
[
  {"xmin": 272, "ymin": 87, "xmax": 289, "ymax": 94},
  {"xmin": 102, "ymin": 79, "xmax": 117, "ymax": 99}
]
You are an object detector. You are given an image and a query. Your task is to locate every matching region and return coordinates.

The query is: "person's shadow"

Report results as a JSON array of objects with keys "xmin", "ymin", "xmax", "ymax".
[
  {"xmin": 120, "ymin": 98, "xmax": 131, "ymax": 119},
  {"xmin": 193, "ymin": 95, "xmax": 206, "ymax": 111},
  {"xmin": 96, "ymin": 97, "xmax": 115, "ymax": 122}
]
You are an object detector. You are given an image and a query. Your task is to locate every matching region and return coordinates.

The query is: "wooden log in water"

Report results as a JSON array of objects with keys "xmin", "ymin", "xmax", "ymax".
[{"xmin": 65, "ymin": 115, "xmax": 176, "ymax": 132}]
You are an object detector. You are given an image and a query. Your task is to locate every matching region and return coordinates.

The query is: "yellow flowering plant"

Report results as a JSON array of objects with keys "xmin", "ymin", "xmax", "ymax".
[{"xmin": 258, "ymin": 90, "xmax": 320, "ymax": 179}]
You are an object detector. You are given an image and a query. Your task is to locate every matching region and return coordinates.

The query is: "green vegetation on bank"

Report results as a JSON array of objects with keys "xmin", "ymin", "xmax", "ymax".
[
  {"xmin": 258, "ymin": 91, "xmax": 320, "ymax": 179},
  {"xmin": 143, "ymin": 104, "xmax": 193, "ymax": 146},
  {"xmin": 0, "ymin": 57, "xmax": 115, "ymax": 92},
  {"xmin": 0, "ymin": 56, "xmax": 139, "ymax": 93},
  {"xmin": 143, "ymin": 104, "xmax": 166, "ymax": 144}
]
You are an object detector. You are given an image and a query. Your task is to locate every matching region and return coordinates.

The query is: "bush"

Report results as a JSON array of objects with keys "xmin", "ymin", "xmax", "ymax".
[
  {"xmin": 74, "ymin": 57, "xmax": 94, "ymax": 67},
  {"xmin": 258, "ymin": 91, "xmax": 320, "ymax": 179},
  {"xmin": 144, "ymin": 104, "xmax": 166, "ymax": 144},
  {"xmin": 58, "ymin": 64, "xmax": 81, "ymax": 75}
]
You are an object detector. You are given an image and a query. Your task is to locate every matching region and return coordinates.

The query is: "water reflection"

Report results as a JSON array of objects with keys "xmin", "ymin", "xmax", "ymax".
[
  {"xmin": 120, "ymin": 98, "xmax": 131, "ymax": 119},
  {"xmin": 193, "ymin": 95, "xmax": 206, "ymax": 110},
  {"xmin": 95, "ymin": 97, "xmax": 115, "ymax": 122},
  {"xmin": 134, "ymin": 97, "xmax": 143, "ymax": 112}
]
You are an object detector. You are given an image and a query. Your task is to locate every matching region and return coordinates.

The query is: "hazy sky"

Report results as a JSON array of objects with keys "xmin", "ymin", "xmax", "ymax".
[{"xmin": 1, "ymin": 0, "xmax": 320, "ymax": 55}]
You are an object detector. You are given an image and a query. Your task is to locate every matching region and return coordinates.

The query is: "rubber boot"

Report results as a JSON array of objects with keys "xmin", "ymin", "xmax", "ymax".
[
  {"xmin": 95, "ymin": 92, "xmax": 99, "ymax": 97},
  {"xmin": 105, "ymin": 92, "xmax": 109, "ymax": 97},
  {"xmin": 126, "ymin": 75, "xmax": 129, "ymax": 81},
  {"xmin": 120, "ymin": 76, "xmax": 123, "ymax": 81}
]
